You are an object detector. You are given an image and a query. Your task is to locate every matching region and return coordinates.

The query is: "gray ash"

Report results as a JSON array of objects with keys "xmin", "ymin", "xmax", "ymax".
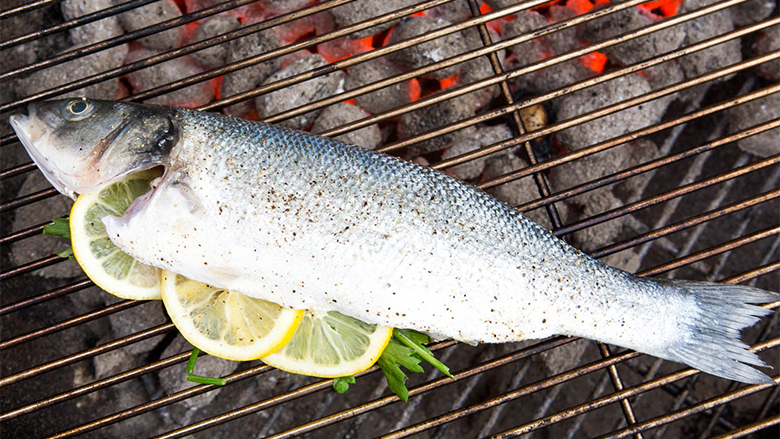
[
  {"xmin": 727, "ymin": 92, "xmax": 780, "ymax": 158},
  {"xmin": 345, "ymin": 57, "xmax": 414, "ymax": 115},
  {"xmin": 221, "ymin": 28, "xmax": 283, "ymax": 117},
  {"xmin": 126, "ymin": 48, "xmax": 214, "ymax": 107},
  {"xmin": 256, "ymin": 53, "xmax": 345, "ymax": 129},
  {"xmin": 329, "ymin": 0, "xmax": 421, "ymax": 39},
  {"xmin": 312, "ymin": 103, "xmax": 382, "ymax": 150},
  {"xmin": 755, "ymin": 24, "xmax": 780, "ymax": 82},
  {"xmin": 191, "ymin": 14, "xmax": 242, "ymax": 69},
  {"xmin": 386, "ymin": 16, "xmax": 467, "ymax": 80},
  {"xmin": 118, "ymin": 0, "xmax": 184, "ymax": 51},
  {"xmin": 399, "ymin": 92, "xmax": 479, "ymax": 155}
]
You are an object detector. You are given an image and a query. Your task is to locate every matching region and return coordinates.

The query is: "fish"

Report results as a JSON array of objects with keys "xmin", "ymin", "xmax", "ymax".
[{"xmin": 10, "ymin": 98, "xmax": 778, "ymax": 384}]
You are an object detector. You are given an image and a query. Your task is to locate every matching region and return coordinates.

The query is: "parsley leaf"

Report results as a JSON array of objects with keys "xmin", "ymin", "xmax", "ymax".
[
  {"xmin": 369, "ymin": 330, "xmax": 454, "ymax": 402},
  {"xmin": 333, "ymin": 375, "xmax": 355, "ymax": 394},
  {"xmin": 43, "ymin": 218, "xmax": 75, "ymax": 259},
  {"xmin": 43, "ymin": 217, "xmax": 71, "ymax": 240}
]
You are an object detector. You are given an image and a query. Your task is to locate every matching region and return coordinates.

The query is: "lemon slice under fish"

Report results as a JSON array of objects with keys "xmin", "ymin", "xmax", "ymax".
[
  {"xmin": 161, "ymin": 271, "xmax": 304, "ymax": 361},
  {"xmin": 70, "ymin": 169, "xmax": 163, "ymax": 300},
  {"xmin": 262, "ymin": 310, "xmax": 394, "ymax": 378}
]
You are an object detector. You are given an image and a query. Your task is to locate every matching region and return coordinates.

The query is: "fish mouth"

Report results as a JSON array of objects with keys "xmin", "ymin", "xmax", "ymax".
[{"xmin": 9, "ymin": 105, "xmax": 79, "ymax": 200}]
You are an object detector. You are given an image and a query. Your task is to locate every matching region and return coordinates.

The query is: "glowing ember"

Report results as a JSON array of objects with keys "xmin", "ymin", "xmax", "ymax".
[
  {"xmin": 579, "ymin": 51, "xmax": 607, "ymax": 73},
  {"xmin": 565, "ymin": 0, "xmax": 595, "ymax": 15},
  {"xmin": 407, "ymin": 78, "xmax": 421, "ymax": 103},
  {"xmin": 439, "ymin": 74, "xmax": 458, "ymax": 90},
  {"xmin": 636, "ymin": 0, "xmax": 682, "ymax": 17}
]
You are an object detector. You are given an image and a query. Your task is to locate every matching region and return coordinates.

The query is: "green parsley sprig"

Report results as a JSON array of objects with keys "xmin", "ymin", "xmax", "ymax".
[
  {"xmin": 43, "ymin": 217, "xmax": 74, "ymax": 259},
  {"xmin": 334, "ymin": 328, "xmax": 454, "ymax": 402}
]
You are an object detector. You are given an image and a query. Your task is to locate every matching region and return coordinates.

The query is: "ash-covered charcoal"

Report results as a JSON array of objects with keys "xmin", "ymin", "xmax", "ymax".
[
  {"xmin": 727, "ymin": 93, "xmax": 780, "ymax": 158},
  {"xmin": 191, "ymin": 14, "xmax": 241, "ymax": 69},
  {"xmin": 578, "ymin": 7, "xmax": 685, "ymax": 66},
  {"xmin": 119, "ymin": 0, "xmax": 183, "ymax": 51},
  {"xmin": 678, "ymin": 2, "xmax": 740, "ymax": 83},
  {"xmin": 345, "ymin": 57, "xmax": 413, "ymax": 115},
  {"xmin": 256, "ymin": 53, "xmax": 346, "ymax": 130},
  {"xmin": 399, "ymin": 92, "xmax": 479, "ymax": 155},
  {"xmin": 312, "ymin": 103, "xmax": 382, "ymax": 150},
  {"xmin": 157, "ymin": 335, "xmax": 239, "ymax": 409},
  {"xmin": 329, "ymin": 0, "xmax": 420, "ymax": 39},
  {"xmin": 458, "ymin": 27, "xmax": 505, "ymax": 109},
  {"xmin": 387, "ymin": 16, "xmax": 468, "ymax": 80},
  {"xmin": 442, "ymin": 124, "xmax": 514, "ymax": 180},
  {"xmin": 126, "ymin": 48, "xmax": 214, "ymax": 107},
  {"xmin": 220, "ymin": 29, "xmax": 282, "ymax": 117},
  {"xmin": 731, "ymin": 0, "xmax": 776, "ymax": 26},
  {"xmin": 259, "ymin": 0, "xmax": 312, "ymax": 14},
  {"xmin": 17, "ymin": 44, "xmax": 128, "ymax": 99},
  {"xmin": 555, "ymin": 74, "xmax": 666, "ymax": 150},
  {"xmin": 428, "ymin": 1, "xmax": 473, "ymax": 23},
  {"xmin": 103, "ymin": 295, "xmax": 170, "ymax": 355},
  {"xmin": 61, "ymin": 0, "xmax": 124, "ymax": 45},
  {"xmin": 483, "ymin": 152, "xmax": 550, "ymax": 227},
  {"xmin": 755, "ymin": 24, "xmax": 780, "ymax": 82},
  {"xmin": 541, "ymin": 6, "xmax": 580, "ymax": 55},
  {"xmin": 552, "ymin": 140, "xmax": 660, "ymax": 272}
]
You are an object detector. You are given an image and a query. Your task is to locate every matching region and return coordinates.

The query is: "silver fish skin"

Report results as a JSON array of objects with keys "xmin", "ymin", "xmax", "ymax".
[{"xmin": 10, "ymin": 99, "xmax": 778, "ymax": 384}]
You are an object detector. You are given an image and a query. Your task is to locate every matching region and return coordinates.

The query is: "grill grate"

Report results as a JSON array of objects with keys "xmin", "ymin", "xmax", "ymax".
[{"xmin": 1, "ymin": 0, "xmax": 778, "ymax": 438}]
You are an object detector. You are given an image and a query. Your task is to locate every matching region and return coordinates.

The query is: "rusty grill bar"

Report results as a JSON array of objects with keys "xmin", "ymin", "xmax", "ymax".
[{"xmin": 1, "ymin": 0, "xmax": 778, "ymax": 438}]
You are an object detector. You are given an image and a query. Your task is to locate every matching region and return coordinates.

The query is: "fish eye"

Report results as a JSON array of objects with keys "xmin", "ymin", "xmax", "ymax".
[{"xmin": 66, "ymin": 99, "xmax": 92, "ymax": 118}]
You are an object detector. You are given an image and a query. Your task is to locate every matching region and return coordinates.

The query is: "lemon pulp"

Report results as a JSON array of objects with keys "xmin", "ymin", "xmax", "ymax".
[
  {"xmin": 262, "ymin": 310, "xmax": 393, "ymax": 378},
  {"xmin": 161, "ymin": 272, "xmax": 304, "ymax": 361},
  {"xmin": 70, "ymin": 169, "xmax": 163, "ymax": 300}
]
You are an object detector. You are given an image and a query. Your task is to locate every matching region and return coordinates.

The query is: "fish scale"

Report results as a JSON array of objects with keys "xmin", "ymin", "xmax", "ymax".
[{"xmin": 9, "ymin": 99, "xmax": 778, "ymax": 384}]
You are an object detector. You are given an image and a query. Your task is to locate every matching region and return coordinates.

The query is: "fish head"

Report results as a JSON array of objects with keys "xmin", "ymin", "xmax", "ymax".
[{"xmin": 9, "ymin": 98, "xmax": 178, "ymax": 199}]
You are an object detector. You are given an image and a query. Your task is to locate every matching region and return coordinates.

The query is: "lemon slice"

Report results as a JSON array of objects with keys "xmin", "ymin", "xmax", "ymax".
[
  {"xmin": 160, "ymin": 271, "xmax": 304, "ymax": 361},
  {"xmin": 262, "ymin": 310, "xmax": 393, "ymax": 378},
  {"xmin": 70, "ymin": 169, "xmax": 163, "ymax": 300}
]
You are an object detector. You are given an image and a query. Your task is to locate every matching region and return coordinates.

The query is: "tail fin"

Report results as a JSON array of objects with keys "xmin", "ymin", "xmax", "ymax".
[{"xmin": 659, "ymin": 280, "xmax": 777, "ymax": 384}]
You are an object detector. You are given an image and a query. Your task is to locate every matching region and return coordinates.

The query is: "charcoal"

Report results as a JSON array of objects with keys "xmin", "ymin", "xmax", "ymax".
[
  {"xmin": 555, "ymin": 74, "xmax": 666, "ymax": 150},
  {"xmin": 755, "ymin": 24, "xmax": 780, "ymax": 82},
  {"xmin": 399, "ymin": 92, "xmax": 479, "ymax": 155},
  {"xmin": 579, "ymin": 7, "xmax": 685, "ymax": 66},
  {"xmin": 17, "ymin": 42, "xmax": 128, "ymax": 101},
  {"xmin": 329, "ymin": 0, "xmax": 420, "ymax": 39},
  {"xmin": 500, "ymin": 10, "xmax": 547, "ymax": 56},
  {"xmin": 459, "ymin": 27, "xmax": 505, "ymax": 109},
  {"xmin": 541, "ymin": 6, "xmax": 579, "ymax": 55},
  {"xmin": 483, "ymin": 152, "xmax": 550, "ymax": 227},
  {"xmin": 11, "ymin": 172, "xmax": 82, "ymax": 279},
  {"xmin": 259, "ymin": 0, "xmax": 312, "ymax": 14},
  {"xmin": 62, "ymin": 0, "xmax": 124, "ymax": 46},
  {"xmin": 732, "ymin": 0, "xmax": 776, "ymax": 26},
  {"xmin": 678, "ymin": 8, "xmax": 740, "ymax": 82},
  {"xmin": 220, "ymin": 29, "xmax": 282, "ymax": 117},
  {"xmin": 642, "ymin": 61, "xmax": 685, "ymax": 114},
  {"xmin": 429, "ymin": 2, "xmax": 473, "ymax": 23},
  {"xmin": 119, "ymin": 0, "xmax": 183, "ymax": 51},
  {"xmin": 387, "ymin": 16, "xmax": 467, "ymax": 80},
  {"xmin": 256, "ymin": 53, "xmax": 346, "ymax": 129},
  {"xmin": 126, "ymin": 48, "xmax": 214, "ymax": 107},
  {"xmin": 103, "ymin": 295, "xmax": 169, "ymax": 355},
  {"xmin": 442, "ymin": 124, "xmax": 514, "ymax": 180},
  {"xmin": 346, "ymin": 57, "xmax": 412, "ymax": 115},
  {"xmin": 312, "ymin": 103, "xmax": 382, "ymax": 150},
  {"xmin": 552, "ymin": 139, "xmax": 659, "ymax": 271},
  {"xmin": 484, "ymin": 0, "xmax": 521, "ymax": 8},
  {"xmin": 157, "ymin": 335, "xmax": 239, "ymax": 409},
  {"xmin": 728, "ymin": 93, "xmax": 780, "ymax": 158},
  {"xmin": 191, "ymin": 14, "xmax": 241, "ymax": 68}
]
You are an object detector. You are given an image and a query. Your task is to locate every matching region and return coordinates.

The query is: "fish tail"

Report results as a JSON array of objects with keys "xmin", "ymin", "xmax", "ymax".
[{"xmin": 659, "ymin": 279, "xmax": 777, "ymax": 384}]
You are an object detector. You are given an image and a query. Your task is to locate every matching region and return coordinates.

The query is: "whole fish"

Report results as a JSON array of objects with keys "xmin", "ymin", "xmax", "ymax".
[{"xmin": 10, "ymin": 98, "xmax": 778, "ymax": 384}]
